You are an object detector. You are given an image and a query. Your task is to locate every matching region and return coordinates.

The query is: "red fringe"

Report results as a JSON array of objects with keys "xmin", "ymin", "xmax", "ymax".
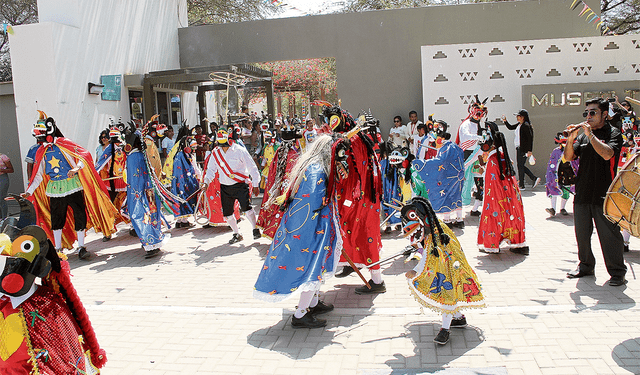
[{"xmin": 46, "ymin": 260, "xmax": 107, "ymax": 368}]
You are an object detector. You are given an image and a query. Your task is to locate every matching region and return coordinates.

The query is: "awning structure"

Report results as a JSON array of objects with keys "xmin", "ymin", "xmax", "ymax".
[{"xmin": 143, "ymin": 64, "xmax": 274, "ymax": 126}]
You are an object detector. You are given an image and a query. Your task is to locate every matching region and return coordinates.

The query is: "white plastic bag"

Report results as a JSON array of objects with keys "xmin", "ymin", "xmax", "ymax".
[{"xmin": 528, "ymin": 155, "xmax": 536, "ymax": 165}]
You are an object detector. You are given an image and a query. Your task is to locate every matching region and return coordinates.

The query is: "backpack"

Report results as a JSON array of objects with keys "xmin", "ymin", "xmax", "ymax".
[{"xmin": 557, "ymin": 160, "xmax": 576, "ymax": 186}]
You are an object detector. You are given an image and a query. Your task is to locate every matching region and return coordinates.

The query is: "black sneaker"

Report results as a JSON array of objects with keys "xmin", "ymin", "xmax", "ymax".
[
  {"xmin": 291, "ymin": 311, "xmax": 327, "ymax": 329},
  {"xmin": 433, "ymin": 328, "xmax": 450, "ymax": 345},
  {"xmin": 309, "ymin": 300, "xmax": 334, "ymax": 315},
  {"xmin": 102, "ymin": 236, "xmax": 111, "ymax": 242},
  {"xmin": 609, "ymin": 277, "xmax": 627, "ymax": 286},
  {"xmin": 129, "ymin": 228, "xmax": 138, "ymax": 237},
  {"xmin": 546, "ymin": 208, "xmax": 556, "ymax": 216},
  {"xmin": 77, "ymin": 247, "xmax": 90, "ymax": 260},
  {"xmin": 335, "ymin": 266, "xmax": 355, "ymax": 278},
  {"xmin": 355, "ymin": 280, "xmax": 386, "ymax": 295},
  {"xmin": 470, "ymin": 210, "xmax": 481, "ymax": 217},
  {"xmin": 560, "ymin": 209, "xmax": 569, "ymax": 216},
  {"xmin": 625, "ymin": 244, "xmax": 630, "ymax": 252},
  {"xmin": 253, "ymin": 228, "xmax": 261, "ymax": 240},
  {"xmin": 202, "ymin": 223, "xmax": 213, "ymax": 229},
  {"xmin": 395, "ymin": 224, "xmax": 402, "ymax": 231},
  {"xmin": 384, "ymin": 226, "xmax": 392, "ymax": 234},
  {"xmin": 229, "ymin": 233, "xmax": 243, "ymax": 244},
  {"xmin": 182, "ymin": 222, "xmax": 195, "ymax": 228},
  {"xmin": 453, "ymin": 220, "xmax": 465, "ymax": 229},
  {"xmin": 450, "ymin": 316, "xmax": 467, "ymax": 328},
  {"xmin": 144, "ymin": 248, "xmax": 162, "ymax": 259}
]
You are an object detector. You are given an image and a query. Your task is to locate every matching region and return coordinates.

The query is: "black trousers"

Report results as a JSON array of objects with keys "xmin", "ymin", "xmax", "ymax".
[
  {"xmin": 50, "ymin": 191, "xmax": 87, "ymax": 231},
  {"xmin": 573, "ymin": 202, "xmax": 626, "ymax": 278},
  {"xmin": 516, "ymin": 147, "xmax": 536, "ymax": 188}
]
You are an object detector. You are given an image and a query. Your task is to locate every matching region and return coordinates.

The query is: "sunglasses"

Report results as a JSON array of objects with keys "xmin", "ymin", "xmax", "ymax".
[
  {"xmin": 393, "ymin": 120, "xmax": 401, "ymax": 123},
  {"xmin": 582, "ymin": 110, "xmax": 599, "ymax": 118}
]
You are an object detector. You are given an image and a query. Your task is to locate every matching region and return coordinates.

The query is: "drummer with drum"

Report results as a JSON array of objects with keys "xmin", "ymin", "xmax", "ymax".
[{"xmin": 563, "ymin": 97, "xmax": 627, "ymax": 286}]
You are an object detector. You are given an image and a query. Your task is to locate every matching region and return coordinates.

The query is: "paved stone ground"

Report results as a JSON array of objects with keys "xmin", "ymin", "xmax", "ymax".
[{"xmin": 58, "ymin": 188, "xmax": 640, "ymax": 374}]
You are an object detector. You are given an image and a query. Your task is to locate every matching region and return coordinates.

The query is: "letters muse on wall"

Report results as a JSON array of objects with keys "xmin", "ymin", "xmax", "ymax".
[{"xmin": 421, "ymin": 34, "xmax": 640, "ymax": 130}]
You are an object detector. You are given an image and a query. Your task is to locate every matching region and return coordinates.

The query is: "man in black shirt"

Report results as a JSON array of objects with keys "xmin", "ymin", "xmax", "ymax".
[{"xmin": 563, "ymin": 98, "xmax": 627, "ymax": 286}]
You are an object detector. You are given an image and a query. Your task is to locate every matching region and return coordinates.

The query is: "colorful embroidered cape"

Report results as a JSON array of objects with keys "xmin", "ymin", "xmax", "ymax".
[
  {"xmin": 336, "ymin": 135, "xmax": 382, "ymax": 269},
  {"xmin": 126, "ymin": 151, "xmax": 167, "ymax": 250},
  {"xmin": 477, "ymin": 150, "xmax": 526, "ymax": 251},
  {"xmin": 411, "ymin": 142, "xmax": 464, "ymax": 214},
  {"xmin": 167, "ymin": 152, "xmax": 200, "ymax": 219},
  {"xmin": 253, "ymin": 163, "xmax": 341, "ymax": 302},
  {"xmin": 28, "ymin": 138, "xmax": 117, "ymax": 249},
  {"xmin": 200, "ymin": 153, "xmax": 240, "ymax": 225},
  {"xmin": 408, "ymin": 221, "xmax": 485, "ymax": 314},
  {"xmin": 380, "ymin": 159, "xmax": 402, "ymax": 225},
  {"xmin": 257, "ymin": 144, "xmax": 299, "ymax": 240},
  {"xmin": 545, "ymin": 146, "xmax": 579, "ymax": 197}
]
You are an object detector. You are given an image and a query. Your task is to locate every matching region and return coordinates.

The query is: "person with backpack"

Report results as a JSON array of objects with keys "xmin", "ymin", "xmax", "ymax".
[{"xmin": 545, "ymin": 132, "xmax": 579, "ymax": 216}]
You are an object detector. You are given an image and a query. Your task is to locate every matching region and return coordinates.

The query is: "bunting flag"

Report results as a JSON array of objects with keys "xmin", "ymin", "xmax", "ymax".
[
  {"xmin": 2, "ymin": 23, "xmax": 14, "ymax": 35},
  {"xmin": 569, "ymin": 0, "xmax": 613, "ymax": 35}
]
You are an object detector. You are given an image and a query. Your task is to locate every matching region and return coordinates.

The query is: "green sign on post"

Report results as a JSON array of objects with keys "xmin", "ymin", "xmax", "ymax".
[{"xmin": 101, "ymin": 74, "xmax": 122, "ymax": 101}]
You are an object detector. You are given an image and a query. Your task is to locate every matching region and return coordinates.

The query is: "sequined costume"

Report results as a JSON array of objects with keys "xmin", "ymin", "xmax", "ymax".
[
  {"xmin": 408, "ymin": 220, "xmax": 485, "ymax": 314},
  {"xmin": 411, "ymin": 142, "xmax": 464, "ymax": 215},
  {"xmin": 477, "ymin": 149, "xmax": 527, "ymax": 252},
  {"xmin": 257, "ymin": 141, "xmax": 299, "ymax": 240},
  {"xmin": 253, "ymin": 163, "xmax": 341, "ymax": 301}
]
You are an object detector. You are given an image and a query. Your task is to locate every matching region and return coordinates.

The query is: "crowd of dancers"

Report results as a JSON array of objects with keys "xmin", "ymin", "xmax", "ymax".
[{"xmin": 4, "ymin": 93, "xmax": 637, "ymax": 373}]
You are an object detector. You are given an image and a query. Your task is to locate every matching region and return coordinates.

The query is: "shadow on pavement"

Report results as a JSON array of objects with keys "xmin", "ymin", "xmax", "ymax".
[
  {"xmin": 246, "ymin": 287, "xmax": 379, "ymax": 359},
  {"xmin": 384, "ymin": 322, "xmax": 485, "ymax": 371},
  {"xmin": 569, "ymin": 276, "xmax": 636, "ymax": 312},
  {"xmin": 612, "ymin": 338, "xmax": 640, "ymax": 373},
  {"xmin": 473, "ymin": 251, "xmax": 526, "ymax": 274}
]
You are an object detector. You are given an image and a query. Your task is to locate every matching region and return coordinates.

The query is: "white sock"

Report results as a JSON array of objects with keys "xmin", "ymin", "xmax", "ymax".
[
  {"xmin": 472, "ymin": 200, "xmax": 482, "ymax": 211},
  {"xmin": 77, "ymin": 230, "xmax": 85, "ymax": 247},
  {"xmin": 224, "ymin": 215, "xmax": 239, "ymax": 234},
  {"xmin": 442, "ymin": 313, "xmax": 453, "ymax": 330},
  {"xmin": 294, "ymin": 291, "xmax": 315, "ymax": 318},
  {"xmin": 371, "ymin": 268, "xmax": 383, "ymax": 284},
  {"xmin": 550, "ymin": 196, "xmax": 557, "ymax": 210},
  {"xmin": 53, "ymin": 229, "xmax": 62, "ymax": 250},
  {"xmin": 456, "ymin": 208, "xmax": 462, "ymax": 220},
  {"xmin": 560, "ymin": 198, "xmax": 568, "ymax": 210},
  {"xmin": 245, "ymin": 208, "xmax": 257, "ymax": 229},
  {"xmin": 310, "ymin": 292, "xmax": 319, "ymax": 308}
]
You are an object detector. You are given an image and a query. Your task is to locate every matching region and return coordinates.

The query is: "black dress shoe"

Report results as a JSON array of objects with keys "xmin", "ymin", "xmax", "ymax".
[
  {"xmin": 566, "ymin": 268, "xmax": 595, "ymax": 279},
  {"xmin": 77, "ymin": 247, "xmax": 90, "ymax": 260},
  {"xmin": 470, "ymin": 210, "xmax": 481, "ymax": 217},
  {"xmin": 144, "ymin": 248, "xmax": 162, "ymax": 259},
  {"xmin": 229, "ymin": 233, "xmax": 243, "ymax": 244},
  {"xmin": 624, "ymin": 244, "xmax": 630, "ymax": 252},
  {"xmin": 253, "ymin": 228, "xmax": 261, "ymax": 240},
  {"xmin": 102, "ymin": 236, "xmax": 111, "ymax": 242},
  {"xmin": 309, "ymin": 300, "xmax": 334, "ymax": 315},
  {"xmin": 291, "ymin": 312, "xmax": 327, "ymax": 329},
  {"xmin": 129, "ymin": 228, "xmax": 138, "ymax": 236},
  {"xmin": 384, "ymin": 226, "xmax": 392, "ymax": 234},
  {"xmin": 335, "ymin": 266, "xmax": 355, "ymax": 278},
  {"xmin": 355, "ymin": 280, "xmax": 386, "ymax": 295},
  {"xmin": 202, "ymin": 223, "xmax": 213, "ymax": 229},
  {"xmin": 609, "ymin": 277, "xmax": 627, "ymax": 286}
]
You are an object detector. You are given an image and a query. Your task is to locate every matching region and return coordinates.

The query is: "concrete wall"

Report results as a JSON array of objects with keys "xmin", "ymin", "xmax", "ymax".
[
  {"xmin": 179, "ymin": 0, "xmax": 600, "ymax": 134},
  {"xmin": 9, "ymin": 0, "xmax": 190, "ymax": 188},
  {"xmin": 0, "ymin": 83, "xmax": 23, "ymax": 195}
]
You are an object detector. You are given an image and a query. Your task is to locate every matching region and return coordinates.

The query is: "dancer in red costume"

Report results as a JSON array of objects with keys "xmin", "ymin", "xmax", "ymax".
[
  {"xmin": 477, "ymin": 121, "xmax": 529, "ymax": 255},
  {"xmin": 257, "ymin": 121, "xmax": 301, "ymax": 239},
  {"xmin": 0, "ymin": 195, "xmax": 107, "ymax": 374},
  {"xmin": 326, "ymin": 106, "xmax": 385, "ymax": 294}
]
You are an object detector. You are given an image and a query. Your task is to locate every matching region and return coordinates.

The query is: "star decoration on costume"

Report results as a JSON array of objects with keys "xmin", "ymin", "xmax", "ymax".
[{"xmin": 48, "ymin": 156, "xmax": 61, "ymax": 168}]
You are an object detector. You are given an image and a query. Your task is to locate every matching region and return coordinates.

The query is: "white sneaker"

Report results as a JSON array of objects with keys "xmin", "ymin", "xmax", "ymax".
[{"xmin": 532, "ymin": 177, "xmax": 541, "ymax": 188}]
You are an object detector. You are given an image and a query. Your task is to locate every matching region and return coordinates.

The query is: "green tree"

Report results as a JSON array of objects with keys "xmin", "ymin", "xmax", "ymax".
[{"xmin": 187, "ymin": 0, "xmax": 280, "ymax": 25}]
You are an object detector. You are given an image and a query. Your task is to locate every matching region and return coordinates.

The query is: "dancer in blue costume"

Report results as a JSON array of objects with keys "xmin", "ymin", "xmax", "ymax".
[
  {"xmin": 123, "ymin": 121, "xmax": 183, "ymax": 258},
  {"xmin": 163, "ymin": 125, "xmax": 201, "ymax": 229},
  {"xmin": 380, "ymin": 144, "xmax": 403, "ymax": 233},
  {"xmin": 412, "ymin": 120, "xmax": 465, "ymax": 228},
  {"xmin": 254, "ymin": 134, "xmax": 350, "ymax": 329}
]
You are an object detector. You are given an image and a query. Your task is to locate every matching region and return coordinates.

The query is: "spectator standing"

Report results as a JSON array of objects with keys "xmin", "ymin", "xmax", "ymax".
[
  {"xmin": 389, "ymin": 116, "xmax": 408, "ymax": 148},
  {"xmin": 501, "ymin": 109, "xmax": 540, "ymax": 190},
  {"xmin": 406, "ymin": 110, "xmax": 423, "ymax": 154},
  {"xmin": 0, "ymin": 152, "xmax": 14, "ymax": 219},
  {"xmin": 563, "ymin": 98, "xmax": 627, "ymax": 286},
  {"xmin": 95, "ymin": 130, "xmax": 109, "ymax": 161},
  {"xmin": 161, "ymin": 127, "xmax": 175, "ymax": 162}
]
